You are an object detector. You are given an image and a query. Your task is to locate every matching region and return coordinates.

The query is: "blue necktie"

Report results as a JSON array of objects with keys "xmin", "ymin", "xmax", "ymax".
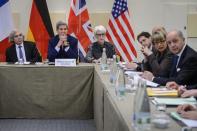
[
  {"xmin": 170, "ymin": 55, "xmax": 179, "ymax": 77},
  {"xmin": 18, "ymin": 45, "xmax": 24, "ymax": 60}
]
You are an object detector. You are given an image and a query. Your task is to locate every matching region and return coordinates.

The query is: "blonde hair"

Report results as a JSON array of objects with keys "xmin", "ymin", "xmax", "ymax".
[{"xmin": 152, "ymin": 31, "xmax": 166, "ymax": 45}]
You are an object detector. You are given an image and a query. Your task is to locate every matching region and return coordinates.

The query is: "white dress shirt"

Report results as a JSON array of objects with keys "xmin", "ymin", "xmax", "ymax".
[{"xmin": 15, "ymin": 43, "xmax": 27, "ymax": 62}]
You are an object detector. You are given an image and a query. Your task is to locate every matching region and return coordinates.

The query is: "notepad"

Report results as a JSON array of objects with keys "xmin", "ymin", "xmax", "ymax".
[
  {"xmin": 147, "ymin": 88, "xmax": 178, "ymax": 97},
  {"xmin": 152, "ymin": 97, "xmax": 197, "ymax": 106},
  {"xmin": 170, "ymin": 112, "xmax": 197, "ymax": 127}
]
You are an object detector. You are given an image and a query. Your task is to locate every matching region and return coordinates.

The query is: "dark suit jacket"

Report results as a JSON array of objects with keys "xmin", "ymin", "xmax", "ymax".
[
  {"xmin": 6, "ymin": 41, "xmax": 42, "ymax": 63},
  {"xmin": 48, "ymin": 35, "xmax": 78, "ymax": 62},
  {"xmin": 153, "ymin": 45, "xmax": 197, "ymax": 88},
  {"xmin": 136, "ymin": 47, "xmax": 157, "ymax": 71},
  {"xmin": 187, "ymin": 84, "xmax": 197, "ymax": 90},
  {"xmin": 144, "ymin": 48, "xmax": 173, "ymax": 77},
  {"xmin": 85, "ymin": 41, "xmax": 116, "ymax": 63}
]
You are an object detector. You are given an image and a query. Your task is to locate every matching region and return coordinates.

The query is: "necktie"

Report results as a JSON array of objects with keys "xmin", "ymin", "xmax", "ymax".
[
  {"xmin": 18, "ymin": 45, "xmax": 24, "ymax": 60},
  {"xmin": 170, "ymin": 55, "xmax": 179, "ymax": 77}
]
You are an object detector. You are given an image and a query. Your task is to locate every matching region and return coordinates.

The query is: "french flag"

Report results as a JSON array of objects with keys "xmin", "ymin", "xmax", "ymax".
[{"xmin": 0, "ymin": 0, "xmax": 14, "ymax": 62}]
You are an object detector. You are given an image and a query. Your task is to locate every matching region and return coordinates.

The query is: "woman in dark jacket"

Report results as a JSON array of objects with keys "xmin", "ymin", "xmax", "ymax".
[{"xmin": 142, "ymin": 31, "xmax": 173, "ymax": 77}]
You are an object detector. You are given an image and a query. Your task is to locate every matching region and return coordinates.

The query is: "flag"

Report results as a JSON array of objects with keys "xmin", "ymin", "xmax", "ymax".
[
  {"xmin": 0, "ymin": 0, "xmax": 14, "ymax": 61},
  {"xmin": 68, "ymin": 0, "xmax": 95, "ymax": 58},
  {"xmin": 27, "ymin": 0, "xmax": 54, "ymax": 60},
  {"xmin": 106, "ymin": 0, "xmax": 137, "ymax": 62}
]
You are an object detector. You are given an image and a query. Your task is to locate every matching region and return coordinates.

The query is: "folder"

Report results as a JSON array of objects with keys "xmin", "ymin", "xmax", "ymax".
[{"xmin": 147, "ymin": 88, "xmax": 178, "ymax": 97}]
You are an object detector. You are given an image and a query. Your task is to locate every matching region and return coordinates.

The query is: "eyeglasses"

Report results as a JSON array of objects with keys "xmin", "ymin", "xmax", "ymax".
[
  {"xmin": 14, "ymin": 34, "xmax": 23, "ymax": 38},
  {"xmin": 96, "ymin": 33, "xmax": 105, "ymax": 36},
  {"xmin": 154, "ymin": 40, "xmax": 165, "ymax": 45}
]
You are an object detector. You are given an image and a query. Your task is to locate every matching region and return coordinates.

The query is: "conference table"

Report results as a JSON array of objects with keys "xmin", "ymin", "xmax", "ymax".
[{"xmin": 0, "ymin": 63, "xmax": 193, "ymax": 131}]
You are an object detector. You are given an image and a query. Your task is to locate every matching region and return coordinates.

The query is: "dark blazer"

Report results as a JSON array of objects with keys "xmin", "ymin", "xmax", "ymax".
[
  {"xmin": 48, "ymin": 35, "xmax": 78, "ymax": 62},
  {"xmin": 85, "ymin": 41, "xmax": 116, "ymax": 63},
  {"xmin": 6, "ymin": 41, "xmax": 42, "ymax": 63},
  {"xmin": 153, "ymin": 45, "xmax": 197, "ymax": 88},
  {"xmin": 144, "ymin": 48, "xmax": 173, "ymax": 77},
  {"xmin": 136, "ymin": 47, "xmax": 157, "ymax": 71},
  {"xmin": 187, "ymin": 84, "xmax": 197, "ymax": 90}
]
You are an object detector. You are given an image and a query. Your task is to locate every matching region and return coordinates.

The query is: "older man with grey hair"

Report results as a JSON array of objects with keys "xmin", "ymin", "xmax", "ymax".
[
  {"xmin": 6, "ymin": 30, "xmax": 42, "ymax": 63},
  {"xmin": 85, "ymin": 25, "xmax": 116, "ymax": 63},
  {"xmin": 142, "ymin": 30, "xmax": 197, "ymax": 89},
  {"xmin": 48, "ymin": 21, "xmax": 78, "ymax": 62}
]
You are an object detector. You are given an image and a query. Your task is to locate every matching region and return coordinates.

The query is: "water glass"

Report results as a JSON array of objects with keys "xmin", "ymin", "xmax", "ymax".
[
  {"xmin": 156, "ymin": 103, "xmax": 166, "ymax": 112},
  {"xmin": 181, "ymin": 127, "xmax": 192, "ymax": 131},
  {"xmin": 18, "ymin": 58, "xmax": 24, "ymax": 64}
]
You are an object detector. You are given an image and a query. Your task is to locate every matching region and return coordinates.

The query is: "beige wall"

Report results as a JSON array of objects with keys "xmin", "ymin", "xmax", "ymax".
[{"xmin": 10, "ymin": 0, "xmax": 197, "ymax": 60}]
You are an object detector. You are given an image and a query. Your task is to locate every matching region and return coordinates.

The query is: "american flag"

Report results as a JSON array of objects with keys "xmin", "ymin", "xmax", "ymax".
[
  {"xmin": 68, "ymin": 0, "xmax": 95, "ymax": 58},
  {"xmin": 106, "ymin": 0, "xmax": 137, "ymax": 62}
]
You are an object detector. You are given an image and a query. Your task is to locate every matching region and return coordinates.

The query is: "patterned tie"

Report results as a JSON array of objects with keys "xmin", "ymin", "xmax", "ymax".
[
  {"xmin": 18, "ymin": 45, "xmax": 24, "ymax": 60},
  {"xmin": 170, "ymin": 55, "xmax": 179, "ymax": 77}
]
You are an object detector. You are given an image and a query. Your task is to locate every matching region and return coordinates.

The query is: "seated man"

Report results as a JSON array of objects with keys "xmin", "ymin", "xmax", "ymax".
[
  {"xmin": 152, "ymin": 25, "xmax": 167, "ymax": 35},
  {"xmin": 6, "ymin": 30, "xmax": 42, "ymax": 63},
  {"xmin": 85, "ymin": 25, "xmax": 116, "ymax": 63},
  {"xmin": 177, "ymin": 104, "xmax": 197, "ymax": 120},
  {"xmin": 142, "ymin": 30, "xmax": 197, "ymax": 86},
  {"xmin": 126, "ymin": 32, "xmax": 156, "ymax": 71},
  {"xmin": 48, "ymin": 21, "xmax": 78, "ymax": 62}
]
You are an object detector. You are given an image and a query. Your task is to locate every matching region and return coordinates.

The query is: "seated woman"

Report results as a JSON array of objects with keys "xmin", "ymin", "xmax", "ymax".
[
  {"xmin": 85, "ymin": 25, "xmax": 116, "ymax": 63},
  {"xmin": 142, "ymin": 31, "xmax": 173, "ymax": 77},
  {"xmin": 131, "ymin": 31, "xmax": 173, "ymax": 77}
]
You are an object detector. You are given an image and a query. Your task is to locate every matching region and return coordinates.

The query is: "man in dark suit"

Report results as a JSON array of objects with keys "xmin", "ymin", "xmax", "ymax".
[
  {"xmin": 48, "ymin": 21, "xmax": 78, "ymax": 62},
  {"xmin": 126, "ymin": 32, "xmax": 157, "ymax": 71},
  {"xmin": 6, "ymin": 30, "xmax": 42, "ymax": 63},
  {"xmin": 142, "ymin": 30, "xmax": 197, "ymax": 87}
]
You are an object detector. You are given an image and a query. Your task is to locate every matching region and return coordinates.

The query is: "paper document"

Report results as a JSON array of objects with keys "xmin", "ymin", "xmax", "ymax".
[
  {"xmin": 153, "ymin": 97, "xmax": 197, "ymax": 106},
  {"xmin": 170, "ymin": 112, "xmax": 197, "ymax": 127},
  {"xmin": 145, "ymin": 79, "xmax": 159, "ymax": 87},
  {"xmin": 125, "ymin": 71, "xmax": 159, "ymax": 87}
]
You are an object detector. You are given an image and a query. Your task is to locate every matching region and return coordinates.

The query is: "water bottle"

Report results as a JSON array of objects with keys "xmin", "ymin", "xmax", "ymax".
[
  {"xmin": 132, "ymin": 78, "xmax": 151, "ymax": 131},
  {"xmin": 109, "ymin": 55, "xmax": 117, "ymax": 86},
  {"xmin": 115, "ymin": 67, "xmax": 125, "ymax": 100},
  {"xmin": 100, "ymin": 48, "xmax": 108, "ymax": 70}
]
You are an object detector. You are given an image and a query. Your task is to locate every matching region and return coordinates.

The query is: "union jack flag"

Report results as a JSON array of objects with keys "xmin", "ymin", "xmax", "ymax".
[
  {"xmin": 68, "ymin": 0, "xmax": 95, "ymax": 58},
  {"xmin": 106, "ymin": 0, "xmax": 137, "ymax": 62}
]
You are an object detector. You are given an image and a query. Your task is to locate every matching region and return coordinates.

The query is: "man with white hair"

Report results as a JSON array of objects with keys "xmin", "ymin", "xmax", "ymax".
[
  {"xmin": 6, "ymin": 30, "xmax": 42, "ymax": 63},
  {"xmin": 85, "ymin": 25, "xmax": 116, "ymax": 63},
  {"xmin": 142, "ymin": 30, "xmax": 197, "ymax": 87}
]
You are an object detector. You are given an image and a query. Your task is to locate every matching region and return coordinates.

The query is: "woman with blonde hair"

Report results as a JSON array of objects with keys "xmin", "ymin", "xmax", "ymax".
[{"xmin": 142, "ymin": 31, "xmax": 173, "ymax": 77}]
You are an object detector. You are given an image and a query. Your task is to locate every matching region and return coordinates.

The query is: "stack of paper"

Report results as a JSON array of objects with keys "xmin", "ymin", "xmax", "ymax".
[
  {"xmin": 124, "ymin": 71, "xmax": 159, "ymax": 87},
  {"xmin": 170, "ymin": 112, "xmax": 197, "ymax": 127},
  {"xmin": 147, "ymin": 88, "xmax": 178, "ymax": 97},
  {"xmin": 152, "ymin": 97, "xmax": 197, "ymax": 106}
]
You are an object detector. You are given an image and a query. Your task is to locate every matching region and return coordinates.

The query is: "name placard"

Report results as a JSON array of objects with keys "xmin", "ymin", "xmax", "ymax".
[{"xmin": 55, "ymin": 59, "xmax": 76, "ymax": 67}]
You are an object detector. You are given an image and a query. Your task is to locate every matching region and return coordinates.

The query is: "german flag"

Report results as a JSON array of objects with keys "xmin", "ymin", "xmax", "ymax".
[{"xmin": 27, "ymin": 0, "xmax": 54, "ymax": 60}]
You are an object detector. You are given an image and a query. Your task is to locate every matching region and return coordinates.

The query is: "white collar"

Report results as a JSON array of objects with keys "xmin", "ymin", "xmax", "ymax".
[
  {"xmin": 15, "ymin": 43, "xmax": 24, "ymax": 48},
  {"xmin": 177, "ymin": 43, "xmax": 186, "ymax": 57}
]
